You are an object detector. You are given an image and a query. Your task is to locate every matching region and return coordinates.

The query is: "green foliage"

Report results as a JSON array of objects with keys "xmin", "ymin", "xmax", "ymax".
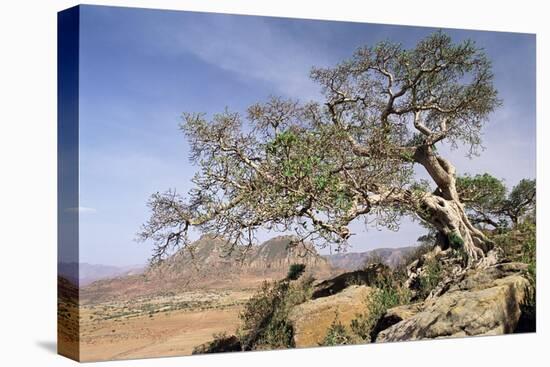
[
  {"xmin": 286, "ymin": 263, "xmax": 306, "ymax": 281},
  {"xmin": 456, "ymin": 173, "xmax": 506, "ymax": 227},
  {"xmin": 238, "ymin": 276, "xmax": 314, "ymax": 350},
  {"xmin": 417, "ymin": 257, "xmax": 443, "ymax": 300},
  {"xmin": 492, "ymin": 220, "xmax": 536, "ymax": 265},
  {"xmin": 448, "ymin": 231, "xmax": 464, "ymax": 250},
  {"xmin": 505, "ymin": 179, "xmax": 536, "ymax": 223},
  {"xmin": 350, "ymin": 275, "xmax": 411, "ymax": 341},
  {"xmin": 508, "ymin": 179, "xmax": 536, "ymax": 207},
  {"xmin": 456, "ymin": 173, "xmax": 536, "ymax": 229},
  {"xmin": 266, "ymin": 130, "xmax": 298, "ymax": 154},
  {"xmin": 492, "ymin": 219, "xmax": 536, "ymax": 319},
  {"xmin": 457, "ymin": 173, "xmax": 506, "ymax": 205},
  {"xmin": 321, "ymin": 313, "xmax": 355, "ymax": 346},
  {"xmin": 492, "ymin": 220, "xmax": 536, "ymax": 281},
  {"xmin": 520, "ymin": 222, "xmax": 536, "ymax": 283}
]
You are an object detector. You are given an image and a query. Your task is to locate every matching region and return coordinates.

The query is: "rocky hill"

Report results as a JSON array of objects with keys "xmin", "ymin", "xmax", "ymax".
[
  {"xmin": 324, "ymin": 246, "xmax": 416, "ymax": 270},
  {"xmin": 81, "ymin": 235, "xmax": 334, "ymax": 303},
  {"xmin": 149, "ymin": 234, "xmax": 332, "ymax": 279}
]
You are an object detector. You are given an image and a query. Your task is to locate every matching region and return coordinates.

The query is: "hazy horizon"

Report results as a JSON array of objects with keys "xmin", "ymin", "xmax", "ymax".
[{"xmin": 69, "ymin": 5, "xmax": 535, "ymax": 267}]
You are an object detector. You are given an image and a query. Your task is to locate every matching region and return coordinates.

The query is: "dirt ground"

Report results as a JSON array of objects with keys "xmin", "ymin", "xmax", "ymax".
[{"xmin": 78, "ymin": 289, "xmax": 254, "ymax": 361}]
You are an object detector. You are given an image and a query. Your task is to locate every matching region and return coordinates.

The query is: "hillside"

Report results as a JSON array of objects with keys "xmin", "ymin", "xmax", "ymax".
[{"xmin": 81, "ymin": 235, "xmax": 334, "ymax": 303}]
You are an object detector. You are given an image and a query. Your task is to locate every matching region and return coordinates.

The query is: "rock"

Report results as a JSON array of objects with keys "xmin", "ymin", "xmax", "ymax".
[
  {"xmin": 289, "ymin": 285, "xmax": 371, "ymax": 347},
  {"xmin": 192, "ymin": 334, "xmax": 242, "ymax": 354},
  {"xmin": 376, "ymin": 262, "xmax": 532, "ymax": 342},
  {"xmin": 370, "ymin": 303, "xmax": 423, "ymax": 341},
  {"xmin": 312, "ymin": 264, "xmax": 389, "ymax": 299}
]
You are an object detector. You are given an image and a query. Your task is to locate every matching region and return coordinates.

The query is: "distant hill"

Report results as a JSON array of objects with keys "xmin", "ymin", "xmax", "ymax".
[
  {"xmin": 81, "ymin": 235, "xmax": 334, "ymax": 303},
  {"xmin": 324, "ymin": 246, "xmax": 417, "ymax": 271},
  {"xmin": 58, "ymin": 262, "xmax": 145, "ymax": 286}
]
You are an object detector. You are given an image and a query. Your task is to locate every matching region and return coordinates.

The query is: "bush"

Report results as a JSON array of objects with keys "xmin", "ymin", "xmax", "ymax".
[
  {"xmin": 321, "ymin": 313, "xmax": 355, "ymax": 346},
  {"xmin": 492, "ymin": 220, "xmax": 536, "ymax": 266},
  {"xmin": 286, "ymin": 263, "xmax": 306, "ymax": 280},
  {"xmin": 416, "ymin": 256, "xmax": 443, "ymax": 300},
  {"xmin": 492, "ymin": 220, "xmax": 536, "ymax": 331},
  {"xmin": 520, "ymin": 222, "xmax": 536, "ymax": 284},
  {"xmin": 238, "ymin": 273, "xmax": 314, "ymax": 350},
  {"xmin": 448, "ymin": 231, "xmax": 464, "ymax": 250},
  {"xmin": 350, "ymin": 276, "xmax": 410, "ymax": 342}
]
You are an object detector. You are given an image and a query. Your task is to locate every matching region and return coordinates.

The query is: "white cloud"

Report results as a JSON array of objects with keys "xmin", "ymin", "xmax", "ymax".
[
  {"xmin": 157, "ymin": 16, "xmax": 329, "ymax": 100},
  {"xmin": 64, "ymin": 206, "xmax": 97, "ymax": 214}
]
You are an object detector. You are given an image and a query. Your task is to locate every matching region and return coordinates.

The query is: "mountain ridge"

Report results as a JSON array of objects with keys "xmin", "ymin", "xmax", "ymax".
[
  {"xmin": 323, "ymin": 246, "xmax": 417, "ymax": 271},
  {"xmin": 80, "ymin": 234, "xmax": 334, "ymax": 303},
  {"xmin": 70, "ymin": 239, "xmax": 417, "ymax": 289}
]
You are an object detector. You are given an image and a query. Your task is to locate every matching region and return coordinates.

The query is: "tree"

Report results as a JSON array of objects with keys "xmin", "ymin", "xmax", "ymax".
[
  {"xmin": 139, "ymin": 32, "xmax": 500, "ymax": 266},
  {"xmin": 456, "ymin": 173, "xmax": 506, "ymax": 228},
  {"xmin": 456, "ymin": 174, "xmax": 536, "ymax": 228},
  {"xmin": 503, "ymin": 179, "xmax": 536, "ymax": 225}
]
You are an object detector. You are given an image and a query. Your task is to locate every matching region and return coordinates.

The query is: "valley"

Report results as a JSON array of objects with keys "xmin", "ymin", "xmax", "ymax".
[{"xmin": 78, "ymin": 289, "xmax": 253, "ymax": 361}]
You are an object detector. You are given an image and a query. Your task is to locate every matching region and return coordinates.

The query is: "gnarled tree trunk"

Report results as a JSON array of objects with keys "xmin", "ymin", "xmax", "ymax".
[{"xmin": 413, "ymin": 146, "xmax": 493, "ymax": 264}]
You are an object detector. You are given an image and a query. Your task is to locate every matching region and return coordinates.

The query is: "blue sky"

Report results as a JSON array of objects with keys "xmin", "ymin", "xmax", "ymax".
[{"xmin": 75, "ymin": 5, "xmax": 536, "ymax": 266}]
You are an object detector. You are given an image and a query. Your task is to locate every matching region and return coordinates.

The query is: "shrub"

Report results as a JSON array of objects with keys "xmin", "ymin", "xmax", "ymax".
[
  {"xmin": 521, "ymin": 222, "xmax": 536, "ymax": 284},
  {"xmin": 448, "ymin": 231, "xmax": 464, "ymax": 250},
  {"xmin": 350, "ymin": 276, "xmax": 410, "ymax": 342},
  {"xmin": 492, "ymin": 219, "xmax": 536, "ymax": 265},
  {"xmin": 286, "ymin": 263, "xmax": 306, "ymax": 281},
  {"xmin": 416, "ymin": 257, "xmax": 443, "ymax": 299},
  {"xmin": 238, "ymin": 273, "xmax": 314, "ymax": 350},
  {"xmin": 321, "ymin": 313, "xmax": 354, "ymax": 346}
]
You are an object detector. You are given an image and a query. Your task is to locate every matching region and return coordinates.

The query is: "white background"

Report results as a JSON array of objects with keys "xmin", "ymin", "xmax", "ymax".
[{"xmin": 0, "ymin": 0, "xmax": 547, "ymax": 366}]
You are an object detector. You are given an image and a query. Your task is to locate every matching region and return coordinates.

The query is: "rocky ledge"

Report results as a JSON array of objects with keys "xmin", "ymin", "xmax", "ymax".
[{"xmin": 374, "ymin": 262, "xmax": 534, "ymax": 342}]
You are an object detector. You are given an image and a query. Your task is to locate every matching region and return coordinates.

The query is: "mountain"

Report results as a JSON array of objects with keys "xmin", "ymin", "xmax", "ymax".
[
  {"xmin": 147, "ymin": 234, "xmax": 332, "ymax": 279},
  {"xmin": 58, "ymin": 262, "xmax": 145, "ymax": 286},
  {"xmin": 324, "ymin": 246, "xmax": 417, "ymax": 271},
  {"xmin": 244, "ymin": 236, "xmax": 332, "ymax": 273},
  {"xmin": 81, "ymin": 235, "xmax": 334, "ymax": 303}
]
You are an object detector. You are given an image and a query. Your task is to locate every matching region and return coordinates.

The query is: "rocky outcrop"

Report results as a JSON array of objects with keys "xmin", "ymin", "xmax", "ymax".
[
  {"xmin": 311, "ymin": 263, "xmax": 389, "ymax": 299},
  {"xmin": 375, "ymin": 262, "xmax": 533, "ymax": 342},
  {"xmin": 369, "ymin": 302, "xmax": 423, "ymax": 341},
  {"xmin": 289, "ymin": 285, "xmax": 371, "ymax": 347}
]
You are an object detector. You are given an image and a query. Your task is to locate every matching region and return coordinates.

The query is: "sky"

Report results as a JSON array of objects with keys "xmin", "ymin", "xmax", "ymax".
[{"xmin": 72, "ymin": 5, "xmax": 536, "ymax": 266}]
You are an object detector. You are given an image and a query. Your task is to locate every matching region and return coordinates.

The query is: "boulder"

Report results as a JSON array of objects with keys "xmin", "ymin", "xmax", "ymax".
[
  {"xmin": 370, "ymin": 302, "xmax": 423, "ymax": 341},
  {"xmin": 376, "ymin": 262, "xmax": 533, "ymax": 342},
  {"xmin": 312, "ymin": 264, "xmax": 389, "ymax": 299},
  {"xmin": 289, "ymin": 285, "xmax": 371, "ymax": 347}
]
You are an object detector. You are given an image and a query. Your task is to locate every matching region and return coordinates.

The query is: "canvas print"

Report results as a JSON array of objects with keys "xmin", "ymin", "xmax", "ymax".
[{"xmin": 57, "ymin": 5, "xmax": 536, "ymax": 362}]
